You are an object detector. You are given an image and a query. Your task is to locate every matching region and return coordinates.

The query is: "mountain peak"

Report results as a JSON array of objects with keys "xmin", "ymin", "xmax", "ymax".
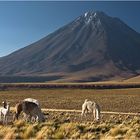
[
  {"xmin": 83, "ymin": 11, "xmax": 106, "ymax": 17},
  {"xmin": 84, "ymin": 11, "xmax": 97, "ymax": 17},
  {"xmin": 82, "ymin": 11, "xmax": 102, "ymax": 25}
]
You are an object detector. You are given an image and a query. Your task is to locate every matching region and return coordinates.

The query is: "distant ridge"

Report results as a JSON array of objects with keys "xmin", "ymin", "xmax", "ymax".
[{"xmin": 0, "ymin": 11, "xmax": 140, "ymax": 82}]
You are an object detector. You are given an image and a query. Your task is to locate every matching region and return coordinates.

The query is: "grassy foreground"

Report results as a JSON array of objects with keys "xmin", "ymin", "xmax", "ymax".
[
  {"xmin": 0, "ymin": 88, "xmax": 140, "ymax": 139},
  {"xmin": 0, "ymin": 116, "xmax": 140, "ymax": 139}
]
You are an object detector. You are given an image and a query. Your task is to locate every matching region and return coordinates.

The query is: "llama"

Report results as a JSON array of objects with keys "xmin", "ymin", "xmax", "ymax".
[
  {"xmin": 81, "ymin": 99, "xmax": 100, "ymax": 121},
  {"xmin": 0, "ymin": 101, "xmax": 10, "ymax": 124},
  {"xmin": 13, "ymin": 98, "xmax": 45, "ymax": 122}
]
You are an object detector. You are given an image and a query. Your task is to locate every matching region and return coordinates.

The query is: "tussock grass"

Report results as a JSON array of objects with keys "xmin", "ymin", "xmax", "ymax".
[
  {"xmin": 22, "ymin": 125, "xmax": 35, "ymax": 139},
  {"xmin": 0, "ymin": 88, "xmax": 140, "ymax": 139},
  {"xmin": 3, "ymin": 129, "xmax": 15, "ymax": 140},
  {"xmin": 0, "ymin": 116, "xmax": 140, "ymax": 139}
]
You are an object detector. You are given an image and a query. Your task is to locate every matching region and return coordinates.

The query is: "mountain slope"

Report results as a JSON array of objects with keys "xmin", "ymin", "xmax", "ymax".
[{"xmin": 0, "ymin": 11, "xmax": 140, "ymax": 82}]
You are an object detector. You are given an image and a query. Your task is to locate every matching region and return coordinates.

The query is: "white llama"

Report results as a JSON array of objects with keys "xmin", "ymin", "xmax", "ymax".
[
  {"xmin": 81, "ymin": 99, "xmax": 100, "ymax": 121},
  {"xmin": 0, "ymin": 101, "xmax": 10, "ymax": 124}
]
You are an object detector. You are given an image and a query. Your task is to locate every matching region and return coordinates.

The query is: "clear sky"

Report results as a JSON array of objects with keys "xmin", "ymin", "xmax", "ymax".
[{"xmin": 0, "ymin": 1, "xmax": 140, "ymax": 57}]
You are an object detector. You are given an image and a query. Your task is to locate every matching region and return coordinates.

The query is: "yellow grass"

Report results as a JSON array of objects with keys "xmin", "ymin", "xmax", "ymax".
[
  {"xmin": 0, "ymin": 116, "xmax": 140, "ymax": 139},
  {"xmin": 0, "ymin": 88, "xmax": 140, "ymax": 139}
]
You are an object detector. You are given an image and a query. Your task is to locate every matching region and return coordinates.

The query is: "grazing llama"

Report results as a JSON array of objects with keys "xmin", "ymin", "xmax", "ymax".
[
  {"xmin": 81, "ymin": 99, "xmax": 100, "ymax": 121},
  {"xmin": 0, "ymin": 101, "xmax": 10, "ymax": 124},
  {"xmin": 13, "ymin": 98, "xmax": 45, "ymax": 122}
]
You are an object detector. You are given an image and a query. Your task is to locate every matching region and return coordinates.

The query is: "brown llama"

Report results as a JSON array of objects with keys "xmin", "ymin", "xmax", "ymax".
[{"xmin": 13, "ymin": 98, "xmax": 45, "ymax": 122}]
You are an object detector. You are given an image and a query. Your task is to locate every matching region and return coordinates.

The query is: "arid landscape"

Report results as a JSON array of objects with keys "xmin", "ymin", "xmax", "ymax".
[
  {"xmin": 0, "ymin": 88, "xmax": 140, "ymax": 112},
  {"xmin": 0, "ymin": 115, "xmax": 140, "ymax": 139},
  {"xmin": 0, "ymin": 1, "xmax": 140, "ymax": 139},
  {"xmin": 0, "ymin": 87, "xmax": 140, "ymax": 139}
]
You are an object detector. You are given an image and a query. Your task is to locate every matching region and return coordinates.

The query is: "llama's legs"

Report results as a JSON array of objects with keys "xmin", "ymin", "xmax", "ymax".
[
  {"xmin": 0, "ymin": 112, "xmax": 2, "ymax": 121},
  {"xmin": 3, "ymin": 115, "xmax": 6, "ymax": 124},
  {"xmin": 23, "ymin": 113, "xmax": 29, "ymax": 122},
  {"xmin": 34, "ymin": 115, "xmax": 39, "ymax": 123},
  {"xmin": 13, "ymin": 113, "xmax": 16, "ymax": 121},
  {"xmin": 81, "ymin": 109, "xmax": 89, "ymax": 122},
  {"xmin": 96, "ymin": 109, "xmax": 100, "ymax": 121},
  {"xmin": 27, "ymin": 115, "xmax": 32, "ymax": 122},
  {"xmin": 28, "ymin": 115, "xmax": 32, "ymax": 122},
  {"xmin": 5, "ymin": 116, "xmax": 8, "ymax": 125},
  {"xmin": 81, "ymin": 108, "xmax": 86, "ymax": 120},
  {"xmin": 31, "ymin": 116, "xmax": 35, "ymax": 123},
  {"xmin": 93, "ymin": 108, "xmax": 96, "ymax": 121},
  {"xmin": 13, "ymin": 113, "xmax": 19, "ymax": 121},
  {"xmin": 31, "ymin": 116, "xmax": 38, "ymax": 123}
]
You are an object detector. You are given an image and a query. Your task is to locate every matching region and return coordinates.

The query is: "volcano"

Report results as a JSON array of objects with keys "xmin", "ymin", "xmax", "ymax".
[{"xmin": 0, "ymin": 11, "xmax": 140, "ymax": 82}]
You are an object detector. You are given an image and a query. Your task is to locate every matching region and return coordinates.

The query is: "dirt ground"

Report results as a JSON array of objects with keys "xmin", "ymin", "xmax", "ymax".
[
  {"xmin": 0, "ymin": 109, "xmax": 137, "ymax": 126},
  {"xmin": 0, "ymin": 88, "xmax": 140, "ymax": 113}
]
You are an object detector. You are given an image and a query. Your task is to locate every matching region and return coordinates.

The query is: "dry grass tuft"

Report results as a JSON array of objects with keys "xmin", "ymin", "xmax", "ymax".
[
  {"xmin": 3, "ymin": 129, "xmax": 15, "ymax": 140},
  {"xmin": 0, "ymin": 117, "xmax": 139, "ymax": 139},
  {"xmin": 109, "ymin": 125, "xmax": 128, "ymax": 137},
  {"xmin": 22, "ymin": 125, "xmax": 35, "ymax": 139},
  {"xmin": 14, "ymin": 120, "xmax": 25, "ymax": 128}
]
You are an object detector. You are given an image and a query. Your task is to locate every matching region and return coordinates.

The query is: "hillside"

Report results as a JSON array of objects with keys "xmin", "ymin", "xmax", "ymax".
[
  {"xmin": 0, "ymin": 11, "xmax": 140, "ymax": 82},
  {"xmin": 125, "ymin": 75, "xmax": 140, "ymax": 82}
]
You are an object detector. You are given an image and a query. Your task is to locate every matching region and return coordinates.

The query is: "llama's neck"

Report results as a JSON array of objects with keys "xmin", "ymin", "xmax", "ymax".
[
  {"xmin": 6, "ymin": 105, "xmax": 10, "ymax": 112},
  {"xmin": 4, "ymin": 103, "xmax": 7, "ymax": 109}
]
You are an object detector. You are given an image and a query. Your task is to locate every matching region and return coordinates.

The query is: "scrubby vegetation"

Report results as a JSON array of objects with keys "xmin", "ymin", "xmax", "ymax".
[
  {"xmin": 1, "ymin": 82, "xmax": 140, "ymax": 90},
  {"xmin": 0, "ymin": 88, "xmax": 140, "ymax": 112},
  {"xmin": 0, "ymin": 115, "xmax": 140, "ymax": 139},
  {"xmin": 0, "ymin": 88, "xmax": 140, "ymax": 139}
]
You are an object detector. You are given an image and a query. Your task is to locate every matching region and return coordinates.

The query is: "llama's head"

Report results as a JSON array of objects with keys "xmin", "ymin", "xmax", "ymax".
[
  {"xmin": 37, "ymin": 110, "xmax": 45, "ymax": 122},
  {"xmin": 2, "ymin": 100, "xmax": 6, "ymax": 104},
  {"xmin": 2, "ymin": 100, "xmax": 7, "ymax": 108}
]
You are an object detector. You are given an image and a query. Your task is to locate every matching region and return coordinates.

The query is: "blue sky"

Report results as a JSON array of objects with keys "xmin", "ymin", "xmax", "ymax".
[{"xmin": 0, "ymin": 1, "xmax": 140, "ymax": 57}]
